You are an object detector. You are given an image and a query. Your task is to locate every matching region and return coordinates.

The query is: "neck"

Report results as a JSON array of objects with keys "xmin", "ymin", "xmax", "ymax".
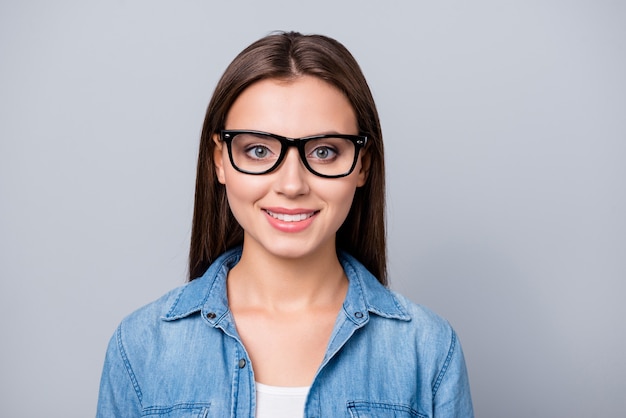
[{"xmin": 227, "ymin": 240, "xmax": 347, "ymax": 312}]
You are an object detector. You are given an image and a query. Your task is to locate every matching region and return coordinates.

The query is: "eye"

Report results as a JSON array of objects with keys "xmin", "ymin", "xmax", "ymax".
[
  {"xmin": 310, "ymin": 146, "xmax": 337, "ymax": 161},
  {"xmin": 245, "ymin": 145, "xmax": 272, "ymax": 159}
]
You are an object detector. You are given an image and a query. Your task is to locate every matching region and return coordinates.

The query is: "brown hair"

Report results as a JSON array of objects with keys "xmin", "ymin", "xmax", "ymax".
[{"xmin": 189, "ymin": 31, "xmax": 387, "ymax": 285}]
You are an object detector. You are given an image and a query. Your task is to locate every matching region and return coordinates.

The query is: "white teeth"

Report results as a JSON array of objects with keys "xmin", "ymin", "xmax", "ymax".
[{"xmin": 265, "ymin": 210, "xmax": 314, "ymax": 222}]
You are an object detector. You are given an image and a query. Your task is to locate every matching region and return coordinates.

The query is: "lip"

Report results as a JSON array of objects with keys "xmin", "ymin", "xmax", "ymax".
[{"xmin": 262, "ymin": 207, "xmax": 319, "ymax": 233}]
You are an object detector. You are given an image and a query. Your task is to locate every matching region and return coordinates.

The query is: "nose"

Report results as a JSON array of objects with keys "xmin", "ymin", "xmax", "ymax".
[{"xmin": 272, "ymin": 148, "xmax": 310, "ymax": 197}]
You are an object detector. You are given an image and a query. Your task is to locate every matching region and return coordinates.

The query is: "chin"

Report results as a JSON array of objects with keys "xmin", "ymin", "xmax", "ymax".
[
  {"xmin": 265, "ymin": 244, "xmax": 319, "ymax": 260},
  {"xmin": 250, "ymin": 236, "xmax": 335, "ymax": 261}
]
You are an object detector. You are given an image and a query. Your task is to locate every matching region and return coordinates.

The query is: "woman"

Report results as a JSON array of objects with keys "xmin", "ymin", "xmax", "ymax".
[{"xmin": 97, "ymin": 31, "xmax": 473, "ymax": 417}]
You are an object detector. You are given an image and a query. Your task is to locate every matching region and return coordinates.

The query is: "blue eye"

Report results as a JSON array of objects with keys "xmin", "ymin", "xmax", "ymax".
[
  {"xmin": 246, "ymin": 145, "xmax": 271, "ymax": 159},
  {"xmin": 310, "ymin": 146, "xmax": 337, "ymax": 160}
]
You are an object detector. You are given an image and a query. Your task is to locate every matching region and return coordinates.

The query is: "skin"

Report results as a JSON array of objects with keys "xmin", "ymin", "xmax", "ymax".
[{"xmin": 212, "ymin": 75, "xmax": 368, "ymax": 386}]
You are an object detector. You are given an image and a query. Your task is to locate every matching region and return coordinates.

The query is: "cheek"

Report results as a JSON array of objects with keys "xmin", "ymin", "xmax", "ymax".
[
  {"xmin": 222, "ymin": 170, "xmax": 267, "ymax": 215},
  {"xmin": 318, "ymin": 181, "xmax": 358, "ymax": 219}
]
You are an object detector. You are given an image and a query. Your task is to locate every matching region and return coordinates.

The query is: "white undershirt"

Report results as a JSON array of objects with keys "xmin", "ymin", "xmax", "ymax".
[{"xmin": 255, "ymin": 382, "xmax": 310, "ymax": 418}]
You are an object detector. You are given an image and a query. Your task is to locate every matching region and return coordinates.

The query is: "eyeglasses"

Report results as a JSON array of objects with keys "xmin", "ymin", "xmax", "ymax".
[{"xmin": 220, "ymin": 130, "xmax": 367, "ymax": 178}]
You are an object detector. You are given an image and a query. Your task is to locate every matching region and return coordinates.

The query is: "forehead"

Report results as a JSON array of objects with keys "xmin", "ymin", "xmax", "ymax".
[{"xmin": 225, "ymin": 76, "xmax": 358, "ymax": 138}]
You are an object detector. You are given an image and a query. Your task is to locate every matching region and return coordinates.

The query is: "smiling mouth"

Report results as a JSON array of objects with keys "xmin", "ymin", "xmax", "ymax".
[{"xmin": 264, "ymin": 209, "xmax": 318, "ymax": 222}]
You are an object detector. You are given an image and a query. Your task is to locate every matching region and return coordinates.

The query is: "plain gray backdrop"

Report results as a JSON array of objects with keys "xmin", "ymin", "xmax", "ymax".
[{"xmin": 1, "ymin": 1, "xmax": 624, "ymax": 417}]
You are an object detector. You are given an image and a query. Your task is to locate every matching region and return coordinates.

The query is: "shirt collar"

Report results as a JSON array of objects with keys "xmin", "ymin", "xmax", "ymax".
[
  {"xmin": 338, "ymin": 251, "xmax": 411, "ymax": 323},
  {"xmin": 162, "ymin": 247, "xmax": 410, "ymax": 323}
]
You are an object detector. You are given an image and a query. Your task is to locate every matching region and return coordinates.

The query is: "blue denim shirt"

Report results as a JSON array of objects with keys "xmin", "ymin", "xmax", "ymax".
[{"xmin": 97, "ymin": 247, "xmax": 473, "ymax": 417}]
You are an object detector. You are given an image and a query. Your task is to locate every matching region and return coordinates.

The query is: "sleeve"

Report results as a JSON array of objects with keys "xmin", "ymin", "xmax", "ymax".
[
  {"xmin": 432, "ymin": 329, "xmax": 474, "ymax": 418},
  {"xmin": 96, "ymin": 325, "xmax": 143, "ymax": 418}
]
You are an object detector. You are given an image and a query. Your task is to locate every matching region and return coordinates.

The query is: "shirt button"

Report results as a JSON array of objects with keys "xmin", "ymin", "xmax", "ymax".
[
  {"xmin": 354, "ymin": 312, "xmax": 364, "ymax": 318},
  {"xmin": 206, "ymin": 312, "xmax": 217, "ymax": 319},
  {"xmin": 238, "ymin": 358, "xmax": 246, "ymax": 369}
]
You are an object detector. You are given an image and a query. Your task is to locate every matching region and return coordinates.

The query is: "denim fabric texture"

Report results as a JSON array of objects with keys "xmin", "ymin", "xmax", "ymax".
[{"xmin": 97, "ymin": 247, "xmax": 474, "ymax": 417}]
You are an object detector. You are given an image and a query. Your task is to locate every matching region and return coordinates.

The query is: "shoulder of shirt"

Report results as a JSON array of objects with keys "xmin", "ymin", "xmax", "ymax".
[
  {"xmin": 115, "ymin": 283, "xmax": 188, "ymax": 331},
  {"xmin": 124, "ymin": 247, "xmax": 242, "ymax": 325},
  {"xmin": 338, "ymin": 251, "xmax": 454, "ymax": 337},
  {"xmin": 389, "ymin": 290, "xmax": 454, "ymax": 336}
]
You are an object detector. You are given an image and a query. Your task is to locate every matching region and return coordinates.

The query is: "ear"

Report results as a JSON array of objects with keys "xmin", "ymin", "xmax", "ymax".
[
  {"xmin": 356, "ymin": 149, "xmax": 370, "ymax": 187},
  {"xmin": 213, "ymin": 134, "xmax": 226, "ymax": 184}
]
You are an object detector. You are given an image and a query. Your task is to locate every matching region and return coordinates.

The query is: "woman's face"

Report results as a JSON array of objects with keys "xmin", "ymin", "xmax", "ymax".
[{"xmin": 213, "ymin": 75, "xmax": 367, "ymax": 261}]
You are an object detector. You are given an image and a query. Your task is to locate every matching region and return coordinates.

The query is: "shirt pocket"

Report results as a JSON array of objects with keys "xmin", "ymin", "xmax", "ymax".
[
  {"xmin": 347, "ymin": 401, "xmax": 426, "ymax": 418},
  {"xmin": 142, "ymin": 402, "xmax": 211, "ymax": 417}
]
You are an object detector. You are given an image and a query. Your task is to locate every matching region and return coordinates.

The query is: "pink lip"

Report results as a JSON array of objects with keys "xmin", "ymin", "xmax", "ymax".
[{"xmin": 262, "ymin": 207, "xmax": 319, "ymax": 233}]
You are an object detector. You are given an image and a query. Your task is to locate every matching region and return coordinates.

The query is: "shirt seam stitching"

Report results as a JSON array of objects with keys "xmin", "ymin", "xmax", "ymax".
[
  {"xmin": 116, "ymin": 322, "xmax": 144, "ymax": 406},
  {"xmin": 431, "ymin": 327, "xmax": 456, "ymax": 399}
]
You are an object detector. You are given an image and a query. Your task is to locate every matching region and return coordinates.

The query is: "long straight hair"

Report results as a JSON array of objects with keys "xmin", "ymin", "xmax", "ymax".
[{"xmin": 189, "ymin": 32, "xmax": 387, "ymax": 285}]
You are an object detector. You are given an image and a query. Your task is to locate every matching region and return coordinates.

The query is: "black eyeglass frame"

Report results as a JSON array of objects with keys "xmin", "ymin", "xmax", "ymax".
[{"xmin": 219, "ymin": 130, "xmax": 368, "ymax": 178}]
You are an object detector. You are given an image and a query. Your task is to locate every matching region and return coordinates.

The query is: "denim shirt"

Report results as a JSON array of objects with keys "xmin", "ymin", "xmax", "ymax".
[{"xmin": 97, "ymin": 247, "xmax": 473, "ymax": 417}]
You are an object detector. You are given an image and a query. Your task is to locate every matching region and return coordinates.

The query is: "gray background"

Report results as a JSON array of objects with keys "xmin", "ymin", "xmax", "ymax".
[{"xmin": 1, "ymin": 1, "xmax": 624, "ymax": 417}]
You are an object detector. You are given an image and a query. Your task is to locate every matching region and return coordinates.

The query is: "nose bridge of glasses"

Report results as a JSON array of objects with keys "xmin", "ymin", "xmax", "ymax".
[
  {"xmin": 281, "ymin": 135, "xmax": 304, "ymax": 149},
  {"xmin": 281, "ymin": 143, "xmax": 307, "ymax": 170},
  {"xmin": 276, "ymin": 135, "xmax": 308, "ymax": 165}
]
